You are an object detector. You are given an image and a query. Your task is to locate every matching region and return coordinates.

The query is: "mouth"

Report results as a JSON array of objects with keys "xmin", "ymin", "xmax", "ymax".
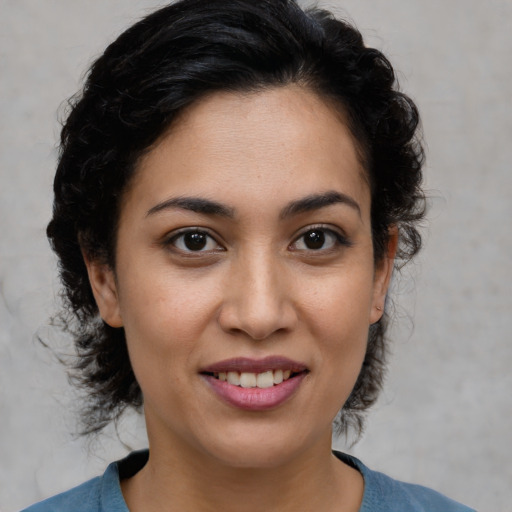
[
  {"xmin": 202, "ymin": 368, "xmax": 304, "ymax": 389},
  {"xmin": 200, "ymin": 357, "xmax": 309, "ymax": 410}
]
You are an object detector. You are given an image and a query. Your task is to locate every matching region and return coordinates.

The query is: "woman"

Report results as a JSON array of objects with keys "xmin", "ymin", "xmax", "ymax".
[{"xmin": 23, "ymin": 0, "xmax": 475, "ymax": 511}]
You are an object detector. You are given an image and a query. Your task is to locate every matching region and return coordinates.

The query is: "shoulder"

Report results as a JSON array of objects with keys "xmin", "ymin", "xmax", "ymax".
[
  {"xmin": 20, "ymin": 476, "xmax": 103, "ymax": 512},
  {"xmin": 333, "ymin": 451, "xmax": 477, "ymax": 512},
  {"xmin": 20, "ymin": 451, "xmax": 149, "ymax": 512}
]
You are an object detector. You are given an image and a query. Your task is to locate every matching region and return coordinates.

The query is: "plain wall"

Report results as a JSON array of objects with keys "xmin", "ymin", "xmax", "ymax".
[{"xmin": 1, "ymin": 1, "xmax": 511, "ymax": 511}]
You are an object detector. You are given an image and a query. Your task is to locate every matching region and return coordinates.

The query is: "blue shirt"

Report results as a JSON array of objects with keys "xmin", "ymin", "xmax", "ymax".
[{"xmin": 21, "ymin": 450, "xmax": 476, "ymax": 511}]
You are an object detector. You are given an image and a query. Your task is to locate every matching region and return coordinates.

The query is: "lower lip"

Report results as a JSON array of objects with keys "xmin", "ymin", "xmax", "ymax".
[{"xmin": 202, "ymin": 373, "xmax": 307, "ymax": 411}]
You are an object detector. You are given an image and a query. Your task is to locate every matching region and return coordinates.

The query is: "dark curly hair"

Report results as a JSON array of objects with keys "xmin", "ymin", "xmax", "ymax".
[{"xmin": 47, "ymin": 0, "xmax": 425, "ymax": 437}]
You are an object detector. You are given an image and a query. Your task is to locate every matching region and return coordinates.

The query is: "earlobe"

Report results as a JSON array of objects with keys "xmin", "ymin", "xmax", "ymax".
[
  {"xmin": 370, "ymin": 226, "xmax": 398, "ymax": 324},
  {"xmin": 83, "ymin": 253, "xmax": 123, "ymax": 328}
]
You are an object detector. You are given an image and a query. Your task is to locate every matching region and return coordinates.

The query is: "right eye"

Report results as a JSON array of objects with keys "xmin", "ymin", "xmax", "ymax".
[{"xmin": 167, "ymin": 229, "xmax": 223, "ymax": 253}]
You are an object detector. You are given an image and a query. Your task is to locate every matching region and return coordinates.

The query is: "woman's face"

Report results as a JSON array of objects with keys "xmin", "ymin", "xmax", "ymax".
[{"xmin": 87, "ymin": 86, "xmax": 394, "ymax": 468}]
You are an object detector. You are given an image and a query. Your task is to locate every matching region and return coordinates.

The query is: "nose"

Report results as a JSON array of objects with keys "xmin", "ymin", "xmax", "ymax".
[{"xmin": 218, "ymin": 251, "xmax": 298, "ymax": 341}]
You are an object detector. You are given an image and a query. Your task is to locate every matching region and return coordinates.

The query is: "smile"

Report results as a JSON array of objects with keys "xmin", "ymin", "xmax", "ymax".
[
  {"xmin": 210, "ymin": 369, "xmax": 294, "ymax": 388},
  {"xmin": 200, "ymin": 357, "xmax": 308, "ymax": 410}
]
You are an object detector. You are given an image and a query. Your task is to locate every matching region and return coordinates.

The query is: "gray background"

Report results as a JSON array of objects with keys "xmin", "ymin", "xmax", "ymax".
[{"xmin": 1, "ymin": 1, "xmax": 511, "ymax": 511}]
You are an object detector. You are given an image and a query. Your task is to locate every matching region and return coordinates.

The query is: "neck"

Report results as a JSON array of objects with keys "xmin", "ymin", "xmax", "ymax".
[{"xmin": 121, "ymin": 430, "xmax": 363, "ymax": 512}]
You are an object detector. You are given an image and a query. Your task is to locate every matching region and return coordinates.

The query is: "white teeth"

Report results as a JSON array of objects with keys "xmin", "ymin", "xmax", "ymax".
[
  {"xmin": 240, "ymin": 372, "xmax": 257, "ymax": 388},
  {"xmin": 256, "ymin": 371, "xmax": 274, "ymax": 388},
  {"xmin": 215, "ymin": 369, "xmax": 297, "ymax": 388},
  {"xmin": 273, "ymin": 369, "xmax": 283, "ymax": 384},
  {"xmin": 227, "ymin": 371, "xmax": 240, "ymax": 386}
]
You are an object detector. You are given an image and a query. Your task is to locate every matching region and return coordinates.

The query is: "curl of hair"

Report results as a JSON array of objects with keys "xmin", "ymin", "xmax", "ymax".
[{"xmin": 47, "ymin": 0, "xmax": 425, "ymax": 437}]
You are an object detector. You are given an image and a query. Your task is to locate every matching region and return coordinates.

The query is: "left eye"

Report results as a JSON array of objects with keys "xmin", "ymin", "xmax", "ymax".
[
  {"xmin": 290, "ymin": 228, "xmax": 342, "ymax": 251},
  {"xmin": 169, "ymin": 230, "xmax": 221, "ymax": 252}
]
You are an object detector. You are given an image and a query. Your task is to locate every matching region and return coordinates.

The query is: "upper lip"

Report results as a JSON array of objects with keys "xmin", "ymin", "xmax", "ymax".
[{"xmin": 200, "ymin": 356, "xmax": 308, "ymax": 374}]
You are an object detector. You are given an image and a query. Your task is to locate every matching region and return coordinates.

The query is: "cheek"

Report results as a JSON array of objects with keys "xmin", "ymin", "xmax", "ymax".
[
  {"xmin": 119, "ymin": 264, "xmax": 220, "ymax": 341},
  {"xmin": 300, "ymin": 266, "xmax": 374, "ymax": 384},
  {"xmin": 301, "ymin": 264, "xmax": 375, "ymax": 335},
  {"xmin": 116, "ymin": 271, "xmax": 221, "ymax": 415},
  {"xmin": 115, "ymin": 266, "xmax": 225, "ymax": 397}
]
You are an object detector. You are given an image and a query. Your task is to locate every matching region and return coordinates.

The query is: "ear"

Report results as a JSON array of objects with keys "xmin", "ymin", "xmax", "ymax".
[
  {"xmin": 83, "ymin": 252, "xmax": 123, "ymax": 328},
  {"xmin": 370, "ymin": 226, "xmax": 398, "ymax": 324}
]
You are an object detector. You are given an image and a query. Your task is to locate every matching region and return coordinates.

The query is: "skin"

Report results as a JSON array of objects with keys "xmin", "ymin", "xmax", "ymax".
[{"xmin": 86, "ymin": 85, "xmax": 397, "ymax": 512}]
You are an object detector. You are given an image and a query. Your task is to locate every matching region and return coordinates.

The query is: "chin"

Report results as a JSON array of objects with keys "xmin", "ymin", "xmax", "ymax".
[
  {"xmin": 213, "ymin": 444, "xmax": 297, "ymax": 470},
  {"xmin": 198, "ymin": 423, "xmax": 324, "ymax": 470}
]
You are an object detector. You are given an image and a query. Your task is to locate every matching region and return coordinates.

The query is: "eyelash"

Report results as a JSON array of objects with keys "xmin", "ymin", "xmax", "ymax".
[
  {"xmin": 164, "ymin": 228, "xmax": 224, "ymax": 254},
  {"xmin": 289, "ymin": 225, "xmax": 352, "ymax": 253},
  {"xmin": 162, "ymin": 225, "xmax": 351, "ymax": 256}
]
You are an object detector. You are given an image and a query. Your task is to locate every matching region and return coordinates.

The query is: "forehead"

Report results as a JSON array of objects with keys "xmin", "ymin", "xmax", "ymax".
[{"xmin": 125, "ymin": 86, "xmax": 370, "ymax": 219}]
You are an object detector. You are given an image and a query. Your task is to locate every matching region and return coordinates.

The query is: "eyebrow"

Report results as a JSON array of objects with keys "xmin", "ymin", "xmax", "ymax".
[
  {"xmin": 146, "ymin": 190, "xmax": 360, "ymax": 219},
  {"xmin": 279, "ymin": 191, "xmax": 361, "ymax": 219},
  {"xmin": 146, "ymin": 196, "xmax": 235, "ymax": 218}
]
